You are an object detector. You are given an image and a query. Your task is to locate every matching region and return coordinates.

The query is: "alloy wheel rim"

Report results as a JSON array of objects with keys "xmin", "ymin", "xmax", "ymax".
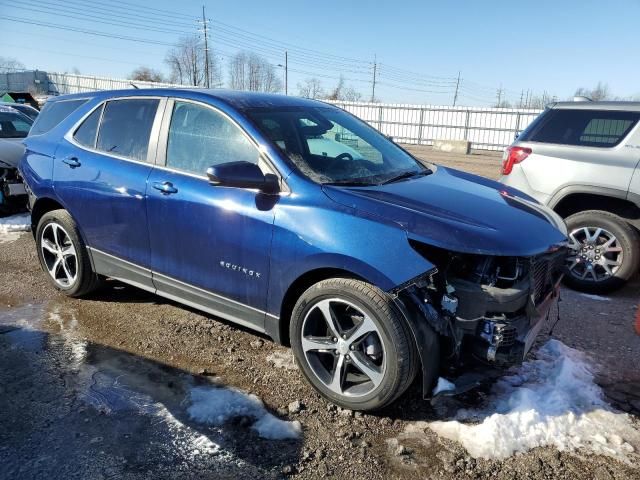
[
  {"xmin": 567, "ymin": 226, "xmax": 623, "ymax": 282},
  {"xmin": 301, "ymin": 298, "xmax": 386, "ymax": 398},
  {"xmin": 40, "ymin": 222, "xmax": 78, "ymax": 288}
]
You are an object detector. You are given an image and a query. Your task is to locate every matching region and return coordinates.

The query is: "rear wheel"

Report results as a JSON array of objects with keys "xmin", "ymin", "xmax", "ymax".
[
  {"xmin": 35, "ymin": 209, "xmax": 101, "ymax": 297},
  {"xmin": 564, "ymin": 210, "xmax": 640, "ymax": 293},
  {"xmin": 290, "ymin": 278, "xmax": 421, "ymax": 411}
]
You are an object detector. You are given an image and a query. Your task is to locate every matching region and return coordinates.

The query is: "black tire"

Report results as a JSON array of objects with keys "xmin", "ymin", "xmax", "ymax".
[
  {"xmin": 35, "ymin": 209, "xmax": 101, "ymax": 297},
  {"xmin": 564, "ymin": 210, "xmax": 640, "ymax": 294},
  {"xmin": 290, "ymin": 278, "xmax": 423, "ymax": 411}
]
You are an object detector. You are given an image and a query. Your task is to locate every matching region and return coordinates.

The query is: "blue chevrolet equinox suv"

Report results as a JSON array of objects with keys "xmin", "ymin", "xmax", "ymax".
[{"xmin": 20, "ymin": 89, "xmax": 568, "ymax": 410}]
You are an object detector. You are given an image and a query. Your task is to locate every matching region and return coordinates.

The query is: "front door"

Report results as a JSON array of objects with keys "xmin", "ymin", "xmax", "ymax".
[
  {"xmin": 146, "ymin": 99, "xmax": 278, "ymax": 331},
  {"xmin": 53, "ymin": 97, "xmax": 165, "ymax": 290}
]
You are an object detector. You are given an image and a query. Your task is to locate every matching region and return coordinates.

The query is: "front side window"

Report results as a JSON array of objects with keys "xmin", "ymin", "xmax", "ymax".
[
  {"xmin": 166, "ymin": 101, "xmax": 259, "ymax": 175},
  {"xmin": 0, "ymin": 108, "xmax": 33, "ymax": 138},
  {"xmin": 30, "ymin": 99, "xmax": 87, "ymax": 136},
  {"xmin": 520, "ymin": 109, "xmax": 640, "ymax": 148},
  {"xmin": 247, "ymin": 107, "xmax": 427, "ymax": 185},
  {"xmin": 96, "ymin": 99, "xmax": 159, "ymax": 161}
]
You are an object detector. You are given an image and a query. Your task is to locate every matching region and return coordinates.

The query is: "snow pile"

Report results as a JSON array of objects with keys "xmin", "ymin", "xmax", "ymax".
[
  {"xmin": 188, "ymin": 385, "xmax": 302, "ymax": 440},
  {"xmin": 579, "ymin": 293, "xmax": 611, "ymax": 302},
  {"xmin": 433, "ymin": 377, "xmax": 456, "ymax": 396},
  {"xmin": 0, "ymin": 213, "xmax": 30, "ymax": 232},
  {"xmin": 428, "ymin": 339, "xmax": 640, "ymax": 460},
  {"xmin": 0, "ymin": 213, "xmax": 30, "ymax": 243}
]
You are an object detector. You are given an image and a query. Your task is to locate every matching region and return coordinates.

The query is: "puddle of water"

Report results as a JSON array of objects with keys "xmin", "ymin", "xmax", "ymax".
[{"xmin": 0, "ymin": 302, "xmax": 301, "ymax": 478}]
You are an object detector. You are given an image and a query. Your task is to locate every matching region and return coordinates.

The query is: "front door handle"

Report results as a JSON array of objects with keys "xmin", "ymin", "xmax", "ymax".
[
  {"xmin": 152, "ymin": 181, "xmax": 178, "ymax": 194},
  {"xmin": 62, "ymin": 157, "xmax": 81, "ymax": 168}
]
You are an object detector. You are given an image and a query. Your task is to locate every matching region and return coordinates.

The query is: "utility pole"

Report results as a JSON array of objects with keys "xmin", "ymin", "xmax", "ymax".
[
  {"xmin": 201, "ymin": 5, "xmax": 210, "ymax": 88},
  {"xmin": 277, "ymin": 51, "xmax": 288, "ymax": 95},
  {"xmin": 496, "ymin": 85, "xmax": 503, "ymax": 107},
  {"xmin": 371, "ymin": 54, "xmax": 377, "ymax": 102},
  {"xmin": 519, "ymin": 90, "xmax": 524, "ymax": 108},
  {"xmin": 453, "ymin": 71, "xmax": 461, "ymax": 106}
]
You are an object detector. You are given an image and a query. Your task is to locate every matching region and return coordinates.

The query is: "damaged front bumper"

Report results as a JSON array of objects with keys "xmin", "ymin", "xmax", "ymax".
[{"xmin": 394, "ymin": 246, "xmax": 567, "ymax": 397}]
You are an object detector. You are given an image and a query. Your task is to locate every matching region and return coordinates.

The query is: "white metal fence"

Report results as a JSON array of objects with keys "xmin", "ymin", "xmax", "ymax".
[
  {"xmin": 327, "ymin": 101, "xmax": 543, "ymax": 151},
  {"xmin": 1, "ymin": 70, "xmax": 543, "ymax": 150}
]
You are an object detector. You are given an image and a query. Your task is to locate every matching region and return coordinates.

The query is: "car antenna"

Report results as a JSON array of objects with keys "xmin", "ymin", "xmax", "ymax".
[{"xmin": 130, "ymin": 82, "xmax": 139, "ymax": 89}]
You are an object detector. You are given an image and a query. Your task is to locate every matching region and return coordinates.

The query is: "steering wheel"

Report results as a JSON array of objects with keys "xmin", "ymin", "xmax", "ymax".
[{"xmin": 335, "ymin": 152, "xmax": 354, "ymax": 161}]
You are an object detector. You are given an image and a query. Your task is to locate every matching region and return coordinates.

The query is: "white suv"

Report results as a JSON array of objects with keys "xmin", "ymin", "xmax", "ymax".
[{"xmin": 500, "ymin": 101, "xmax": 640, "ymax": 293}]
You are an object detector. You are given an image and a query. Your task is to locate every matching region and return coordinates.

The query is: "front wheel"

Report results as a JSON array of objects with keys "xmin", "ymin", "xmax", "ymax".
[
  {"xmin": 564, "ymin": 210, "xmax": 640, "ymax": 293},
  {"xmin": 290, "ymin": 278, "xmax": 421, "ymax": 411}
]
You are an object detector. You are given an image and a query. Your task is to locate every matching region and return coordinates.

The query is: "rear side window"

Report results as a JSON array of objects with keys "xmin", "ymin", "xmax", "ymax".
[
  {"xmin": 73, "ymin": 104, "xmax": 103, "ymax": 148},
  {"xmin": 520, "ymin": 109, "xmax": 640, "ymax": 147},
  {"xmin": 96, "ymin": 99, "xmax": 159, "ymax": 161},
  {"xmin": 30, "ymin": 99, "xmax": 88, "ymax": 136}
]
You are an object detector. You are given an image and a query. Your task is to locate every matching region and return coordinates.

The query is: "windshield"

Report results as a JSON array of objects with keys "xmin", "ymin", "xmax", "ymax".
[
  {"xmin": 247, "ymin": 106, "xmax": 428, "ymax": 185},
  {"xmin": 0, "ymin": 108, "xmax": 33, "ymax": 139}
]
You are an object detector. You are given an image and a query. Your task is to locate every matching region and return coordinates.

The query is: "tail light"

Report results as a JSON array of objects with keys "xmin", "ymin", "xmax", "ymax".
[{"xmin": 501, "ymin": 146, "xmax": 532, "ymax": 175}]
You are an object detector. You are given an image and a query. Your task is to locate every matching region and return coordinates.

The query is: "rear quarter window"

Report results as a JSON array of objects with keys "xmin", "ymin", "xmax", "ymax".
[
  {"xmin": 30, "ymin": 98, "xmax": 88, "ymax": 136},
  {"xmin": 520, "ymin": 109, "xmax": 640, "ymax": 148}
]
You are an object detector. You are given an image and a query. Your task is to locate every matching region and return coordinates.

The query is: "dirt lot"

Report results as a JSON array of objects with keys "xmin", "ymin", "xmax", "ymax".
[{"xmin": 1, "ymin": 147, "xmax": 639, "ymax": 480}]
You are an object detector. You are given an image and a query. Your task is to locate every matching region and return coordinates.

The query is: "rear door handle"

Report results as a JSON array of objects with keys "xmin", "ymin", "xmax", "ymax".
[
  {"xmin": 62, "ymin": 157, "xmax": 81, "ymax": 168},
  {"xmin": 152, "ymin": 181, "xmax": 178, "ymax": 194}
]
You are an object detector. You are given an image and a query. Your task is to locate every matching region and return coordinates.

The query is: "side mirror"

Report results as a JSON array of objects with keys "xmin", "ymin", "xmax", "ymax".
[{"xmin": 206, "ymin": 161, "xmax": 279, "ymax": 194}]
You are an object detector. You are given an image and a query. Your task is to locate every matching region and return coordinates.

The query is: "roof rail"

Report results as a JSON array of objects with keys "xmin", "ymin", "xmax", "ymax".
[{"xmin": 572, "ymin": 96, "xmax": 593, "ymax": 102}]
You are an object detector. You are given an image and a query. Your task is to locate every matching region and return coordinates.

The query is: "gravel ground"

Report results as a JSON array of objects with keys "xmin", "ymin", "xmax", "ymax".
[{"xmin": 1, "ymin": 147, "xmax": 639, "ymax": 479}]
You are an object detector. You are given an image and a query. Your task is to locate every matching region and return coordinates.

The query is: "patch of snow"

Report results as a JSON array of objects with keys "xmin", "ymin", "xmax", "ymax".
[
  {"xmin": 427, "ymin": 339, "xmax": 640, "ymax": 460},
  {"xmin": 187, "ymin": 385, "xmax": 301, "ymax": 440},
  {"xmin": 266, "ymin": 350, "xmax": 298, "ymax": 371},
  {"xmin": 433, "ymin": 377, "xmax": 456, "ymax": 396},
  {"xmin": 579, "ymin": 293, "xmax": 611, "ymax": 301},
  {"xmin": 0, "ymin": 213, "xmax": 30, "ymax": 232},
  {"xmin": 0, "ymin": 213, "xmax": 30, "ymax": 243}
]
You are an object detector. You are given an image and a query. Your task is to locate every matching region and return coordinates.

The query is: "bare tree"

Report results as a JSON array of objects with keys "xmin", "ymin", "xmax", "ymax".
[
  {"xmin": 297, "ymin": 78, "xmax": 324, "ymax": 99},
  {"xmin": 325, "ymin": 75, "xmax": 345, "ymax": 101},
  {"xmin": 228, "ymin": 52, "xmax": 282, "ymax": 93},
  {"xmin": 165, "ymin": 35, "xmax": 221, "ymax": 87},
  {"xmin": 342, "ymin": 86, "xmax": 362, "ymax": 102},
  {"xmin": 574, "ymin": 82, "xmax": 611, "ymax": 101},
  {"xmin": 325, "ymin": 75, "xmax": 363, "ymax": 101},
  {"xmin": 130, "ymin": 66, "xmax": 165, "ymax": 83},
  {"xmin": 0, "ymin": 56, "xmax": 25, "ymax": 73}
]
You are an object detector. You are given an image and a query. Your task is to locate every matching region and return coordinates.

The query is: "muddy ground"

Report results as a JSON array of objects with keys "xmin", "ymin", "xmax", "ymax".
[{"xmin": 1, "ymin": 146, "xmax": 639, "ymax": 479}]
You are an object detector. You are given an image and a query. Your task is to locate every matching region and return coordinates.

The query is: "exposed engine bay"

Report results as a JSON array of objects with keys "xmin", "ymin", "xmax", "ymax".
[{"xmin": 394, "ymin": 242, "xmax": 567, "ymax": 395}]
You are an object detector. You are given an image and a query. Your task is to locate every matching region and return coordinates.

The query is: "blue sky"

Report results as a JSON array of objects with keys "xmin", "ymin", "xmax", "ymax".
[{"xmin": 1, "ymin": 0, "xmax": 639, "ymax": 105}]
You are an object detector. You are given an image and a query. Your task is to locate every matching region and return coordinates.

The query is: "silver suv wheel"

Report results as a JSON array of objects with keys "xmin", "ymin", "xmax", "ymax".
[
  {"xmin": 301, "ymin": 298, "xmax": 386, "ymax": 398},
  {"xmin": 40, "ymin": 222, "xmax": 78, "ymax": 288},
  {"xmin": 567, "ymin": 226, "xmax": 623, "ymax": 282}
]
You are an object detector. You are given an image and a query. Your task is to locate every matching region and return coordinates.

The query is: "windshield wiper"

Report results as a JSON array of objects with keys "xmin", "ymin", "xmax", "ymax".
[
  {"xmin": 379, "ymin": 169, "xmax": 431, "ymax": 185},
  {"xmin": 322, "ymin": 180, "xmax": 376, "ymax": 187}
]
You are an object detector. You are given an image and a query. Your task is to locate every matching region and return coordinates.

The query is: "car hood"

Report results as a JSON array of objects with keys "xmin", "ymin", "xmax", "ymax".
[
  {"xmin": 322, "ymin": 166, "xmax": 568, "ymax": 257},
  {"xmin": 0, "ymin": 138, "xmax": 25, "ymax": 169}
]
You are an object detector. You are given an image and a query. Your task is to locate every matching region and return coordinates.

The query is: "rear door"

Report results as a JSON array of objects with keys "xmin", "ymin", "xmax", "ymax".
[
  {"xmin": 516, "ymin": 108, "xmax": 640, "ymax": 201},
  {"xmin": 145, "ymin": 98, "xmax": 278, "ymax": 330},
  {"xmin": 53, "ymin": 97, "xmax": 166, "ymax": 290}
]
